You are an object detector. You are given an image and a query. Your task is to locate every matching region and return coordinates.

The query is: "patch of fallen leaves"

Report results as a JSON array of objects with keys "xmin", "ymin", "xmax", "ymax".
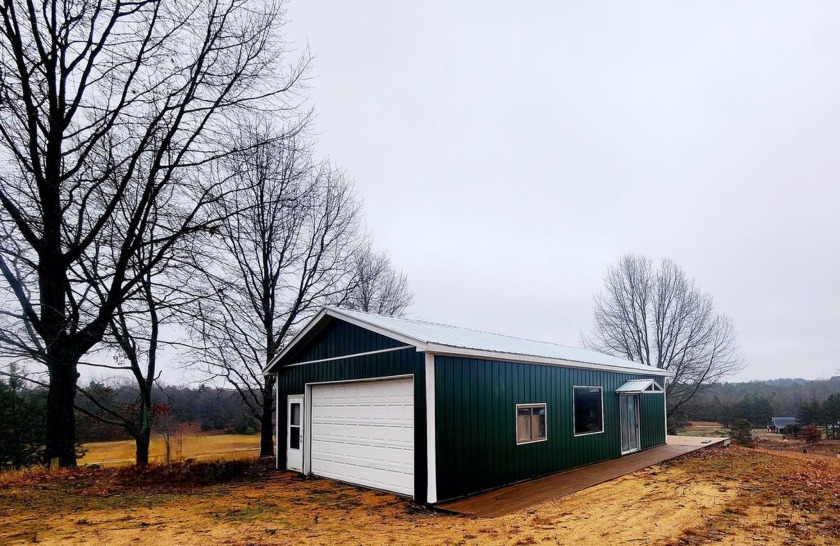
[
  {"xmin": 2, "ymin": 447, "xmax": 840, "ymax": 545},
  {"xmin": 662, "ymin": 446, "xmax": 840, "ymax": 545}
]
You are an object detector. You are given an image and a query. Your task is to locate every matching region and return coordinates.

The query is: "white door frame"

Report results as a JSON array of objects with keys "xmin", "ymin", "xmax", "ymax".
[
  {"xmin": 620, "ymin": 394, "xmax": 641, "ymax": 455},
  {"xmin": 286, "ymin": 394, "xmax": 304, "ymax": 472}
]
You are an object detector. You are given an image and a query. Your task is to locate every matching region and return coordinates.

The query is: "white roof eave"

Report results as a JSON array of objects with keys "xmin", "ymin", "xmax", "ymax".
[
  {"xmin": 424, "ymin": 344, "xmax": 674, "ymax": 377},
  {"xmin": 264, "ymin": 306, "xmax": 675, "ymax": 378}
]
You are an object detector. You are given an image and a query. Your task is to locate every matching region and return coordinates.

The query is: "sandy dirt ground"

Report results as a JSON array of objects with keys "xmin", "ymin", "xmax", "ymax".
[{"xmin": 2, "ymin": 446, "xmax": 839, "ymax": 545}]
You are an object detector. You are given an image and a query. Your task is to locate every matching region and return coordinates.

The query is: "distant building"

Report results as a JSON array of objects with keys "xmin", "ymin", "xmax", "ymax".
[{"xmin": 767, "ymin": 416, "xmax": 798, "ymax": 433}]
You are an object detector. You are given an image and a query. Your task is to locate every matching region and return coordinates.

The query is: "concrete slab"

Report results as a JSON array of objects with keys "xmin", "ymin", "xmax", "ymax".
[{"xmin": 435, "ymin": 436, "xmax": 729, "ymax": 517}]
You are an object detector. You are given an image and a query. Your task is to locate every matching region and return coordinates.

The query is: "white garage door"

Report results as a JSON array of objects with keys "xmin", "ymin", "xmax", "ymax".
[{"xmin": 310, "ymin": 377, "xmax": 414, "ymax": 496}]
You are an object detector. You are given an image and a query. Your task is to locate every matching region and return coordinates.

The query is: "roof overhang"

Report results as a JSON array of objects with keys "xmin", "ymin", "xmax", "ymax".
[
  {"xmin": 616, "ymin": 379, "xmax": 665, "ymax": 393},
  {"xmin": 263, "ymin": 307, "xmax": 676, "ymax": 378},
  {"xmin": 424, "ymin": 345, "xmax": 674, "ymax": 377}
]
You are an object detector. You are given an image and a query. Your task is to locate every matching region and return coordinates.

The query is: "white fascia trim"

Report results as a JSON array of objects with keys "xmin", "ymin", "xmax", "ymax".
[
  {"xmin": 263, "ymin": 308, "xmax": 330, "ymax": 374},
  {"xmin": 263, "ymin": 307, "xmax": 428, "ymax": 374},
  {"xmin": 283, "ymin": 345, "xmax": 414, "ymax": 367},
  {"xmin": 424, "ymin": 353, "xmax": 437, "ymax": 504},
  {"xmin": 425, "ymin": 344, "xmax": 675, "ymax": 377}
]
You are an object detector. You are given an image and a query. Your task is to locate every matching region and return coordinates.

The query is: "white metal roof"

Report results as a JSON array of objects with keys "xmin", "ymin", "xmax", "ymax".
[
  {"xmin": 266, "ymin": 307, "xmax": 674, "ymax": 377},
  {"xmin": 616, "ymin": 379, "xmax": 664, "ymax": 393}
]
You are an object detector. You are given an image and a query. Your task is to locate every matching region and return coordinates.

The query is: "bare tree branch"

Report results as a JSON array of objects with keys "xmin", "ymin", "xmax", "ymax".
[{"xmin": 583, "ymin": 255, "xmax": 744, "ymax": 413}]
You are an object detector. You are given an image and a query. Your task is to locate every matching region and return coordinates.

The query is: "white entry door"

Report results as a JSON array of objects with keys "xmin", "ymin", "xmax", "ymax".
[
  {"xmin": 310, "ymin": 377, "xmax": 414, "ymax": 496},
  {"xmin": 620, "ymin": 394, "xmax": 640, "ymax": 455},
  {"xmin": 286, "ymin": 395, "xmax": 304, "ymax": 472}
]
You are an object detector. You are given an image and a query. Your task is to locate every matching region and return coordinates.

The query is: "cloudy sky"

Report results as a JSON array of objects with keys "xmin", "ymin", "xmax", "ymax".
[{"xmin": 283, "ymin": 1, "xmax": 840, "ymax": 382}]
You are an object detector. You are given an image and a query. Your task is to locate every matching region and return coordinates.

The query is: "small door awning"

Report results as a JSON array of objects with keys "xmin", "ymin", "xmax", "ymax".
[{"xmin": 616, "ymin": 379, "xmax": 664, "ymax": 394}]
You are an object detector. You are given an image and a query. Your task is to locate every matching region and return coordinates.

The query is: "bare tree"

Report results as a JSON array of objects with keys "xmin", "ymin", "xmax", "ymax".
[
  {"xmin": 0, "ymin": 0, "xmax": 306, "ymax": 466},
  {"xmin": 584, "ymin": 255, "xmax": 743, "ymax": 412},
  {"xmin": 75, "ymin": 242, "xmax": 198, "ymax": 466},
  {"xmin": 192, "ymin": 121, "xmax": 362, "ymax": 458},
  {"xmin": 343, "ymin": 245, "xmax": 413, "ymax": 316}
]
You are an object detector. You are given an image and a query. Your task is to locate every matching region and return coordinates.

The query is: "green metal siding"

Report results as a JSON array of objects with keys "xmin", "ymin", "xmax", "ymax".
[
  {"xmin": 285, "ymin": 318, "xmax": 405, "ymax": 365},
  {"xmin": 275, "ymin": 346, "xmax": 427, "ymax": 502},
  {"xmin": 433, "ymin": 356, "xmax": 667, "ymax": 502},
  {"xmin": 639, "ymin": 392, "xmax": 666, "ymax": 450}
]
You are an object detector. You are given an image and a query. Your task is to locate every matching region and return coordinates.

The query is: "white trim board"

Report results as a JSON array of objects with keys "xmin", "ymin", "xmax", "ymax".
[
  {"xmin": 283, "ymin": 345, "xmax": 414, "ymax": 367},
  {"xmin": 424, "ymin": 353, "xmax": 437, "ymax": 504},
  {"xmin": 427, "ymin": 345, "xmax": 674, "ymax": 377}
]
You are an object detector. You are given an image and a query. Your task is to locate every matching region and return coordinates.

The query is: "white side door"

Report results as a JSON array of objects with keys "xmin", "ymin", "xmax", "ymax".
[
  {"xmin": 286, "ymin": 395, "xmax": 304, "ymax": 472},
  {"xmin": 620, "ymin": 394, "xmax": 640, "ymax": 455}
]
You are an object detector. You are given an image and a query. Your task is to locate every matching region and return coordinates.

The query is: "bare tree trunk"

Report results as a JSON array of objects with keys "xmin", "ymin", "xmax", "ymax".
[
  {"xmin": 135, "ymin": 430, "xmax": 151, "ymax": 467},
  {"xmin": 259, "ymin": 376, "xmax": 276, "ymax": 458},
  {"xmin": 190, "ymin": 121, "xmax": 364, "ymax": 464},
  {"xmin": 164, "ymin": 432, "xmax": 171, "ymax": 465},
  {"xmin": 45, "ymin": 360, "xmax": 79, "ymax": 467}
]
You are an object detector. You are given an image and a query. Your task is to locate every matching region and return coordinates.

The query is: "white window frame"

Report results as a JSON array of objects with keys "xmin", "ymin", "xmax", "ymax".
[
  {"xmin": 573, "ymin": 386, "xmax": 605, "ymax": 437},
  {"xmin": 516, "ymin": 403, "xmax": 548, "ymax": 445}
]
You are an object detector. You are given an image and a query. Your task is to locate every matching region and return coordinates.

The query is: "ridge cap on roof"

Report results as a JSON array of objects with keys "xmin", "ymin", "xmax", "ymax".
[
  {"xmin": 328, "ymin": 306, "xmax": 595, "ymax": 353},
  {"xmin": 321, "ymin": 306, "xmax": 672, "ymax": 377}
]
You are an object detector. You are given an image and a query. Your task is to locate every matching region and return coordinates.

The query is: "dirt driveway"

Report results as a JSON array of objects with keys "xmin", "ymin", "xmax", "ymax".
[{"xmin": 2, "ymin": 446, "xmax": 838, "ymax": 545}]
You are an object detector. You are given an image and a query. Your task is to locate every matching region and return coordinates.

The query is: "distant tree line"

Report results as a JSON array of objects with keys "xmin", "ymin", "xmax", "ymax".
[
  {"xmin": 678, "ymin": 376, "xmax": 840, "ymax": 437},
  {"xmin": 0, "ymin": 367, "xmax": 46, "ymax": 470},
  {"xmin": 1, "ymin": 369, "xmax": 260, "ymax": 469},
  {"xmin": 75, "ymin": 382, "xmax": 258, "ymax": 443}
]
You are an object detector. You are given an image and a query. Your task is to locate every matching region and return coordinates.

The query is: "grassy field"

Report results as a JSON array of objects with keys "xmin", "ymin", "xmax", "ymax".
[
  {"xmin": 79, "ymin": 433, "xmax": 261, "ymax": 467},
  {"xmin": 2, "ymin": 445, "xmax": 840, "ymax": 545},
  {"xmin": 676, "ymin": 421, "xmax": 732, "ymax": 438}
]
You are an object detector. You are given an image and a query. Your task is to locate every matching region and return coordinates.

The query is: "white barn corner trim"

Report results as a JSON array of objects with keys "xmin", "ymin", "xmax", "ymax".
[
  {"xmin": 425, "ymin": 352, "xmax": 437, "ymax": 504},
  {"xmin": 663, "ymin": 377, "xmax": 669, "ymax": 439}
]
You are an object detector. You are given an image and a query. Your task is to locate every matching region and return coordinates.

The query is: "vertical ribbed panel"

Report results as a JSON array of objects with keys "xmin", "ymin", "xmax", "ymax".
[
  {"xmin": 434, "ymin": 356, "xmax": 667, "ymax": 502},
  {"xmin": 285, "ymin": 319, "xmax": 405, "ymax": 364}
]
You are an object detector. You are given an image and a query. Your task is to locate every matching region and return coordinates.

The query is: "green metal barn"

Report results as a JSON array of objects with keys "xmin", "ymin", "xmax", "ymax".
[{"xmin": 264, "ymin": 307, "xmax": 674, "ymax": 504}]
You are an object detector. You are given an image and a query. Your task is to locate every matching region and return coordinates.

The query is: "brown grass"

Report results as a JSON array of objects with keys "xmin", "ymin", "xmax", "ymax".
[
  {"xmin": 754, "ymin": 431, "xmax": 840, "ymax": 459},
  {"xmin": 2, "ymin": 446, "xmax": 839, "ymax": 545},
  {"xmin": 78, "ymin": 433, "xmax": 260, "ymax": 467},
  {"xmin": 677, "ymin": 422, "xmax": 731, "ymax": 438}
]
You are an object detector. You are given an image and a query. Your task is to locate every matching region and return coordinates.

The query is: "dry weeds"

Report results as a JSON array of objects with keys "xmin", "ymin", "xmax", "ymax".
[
  {"xmin": 78, "ymin": 433, "xmax": 260, "ymax": 467},
  {"xmin": 1, "ymin": 446, "xmax": 838, "ymax": 545}
]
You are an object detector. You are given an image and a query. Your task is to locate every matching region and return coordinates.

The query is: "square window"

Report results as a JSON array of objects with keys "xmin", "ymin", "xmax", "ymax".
[
  {"xmin": 516, "ymin": 404, "xmax": 547, "ymax": 444},
  {"xmin": 574, "ymin": 386, "xmax": 604, "ymax": 435}
]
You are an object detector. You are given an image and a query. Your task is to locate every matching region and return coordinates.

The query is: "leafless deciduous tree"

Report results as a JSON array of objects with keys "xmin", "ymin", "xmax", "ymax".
[
  {"xmin": 192, "ymin": 121, "xmax": 361, "ymax": 458},
  {"xmin": 75, "ymin": 229, "xmax": 199, "ymax": 466},
  {"xmin": 0, "ymin": 0, "xmax": 305, "ymax": 466},
  {"xmin": 343, "ymin": 246, "xmax": 413, "ymax": 316},
  {"xmin": 583, "ymin": 255, "xmax": 744, "ymax": 412}
]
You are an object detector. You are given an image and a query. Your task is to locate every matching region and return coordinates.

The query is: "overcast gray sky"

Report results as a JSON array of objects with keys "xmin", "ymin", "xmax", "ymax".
[{"xmin": 283, "ymin": 1, "xmax": 840, "ymax": 382}]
